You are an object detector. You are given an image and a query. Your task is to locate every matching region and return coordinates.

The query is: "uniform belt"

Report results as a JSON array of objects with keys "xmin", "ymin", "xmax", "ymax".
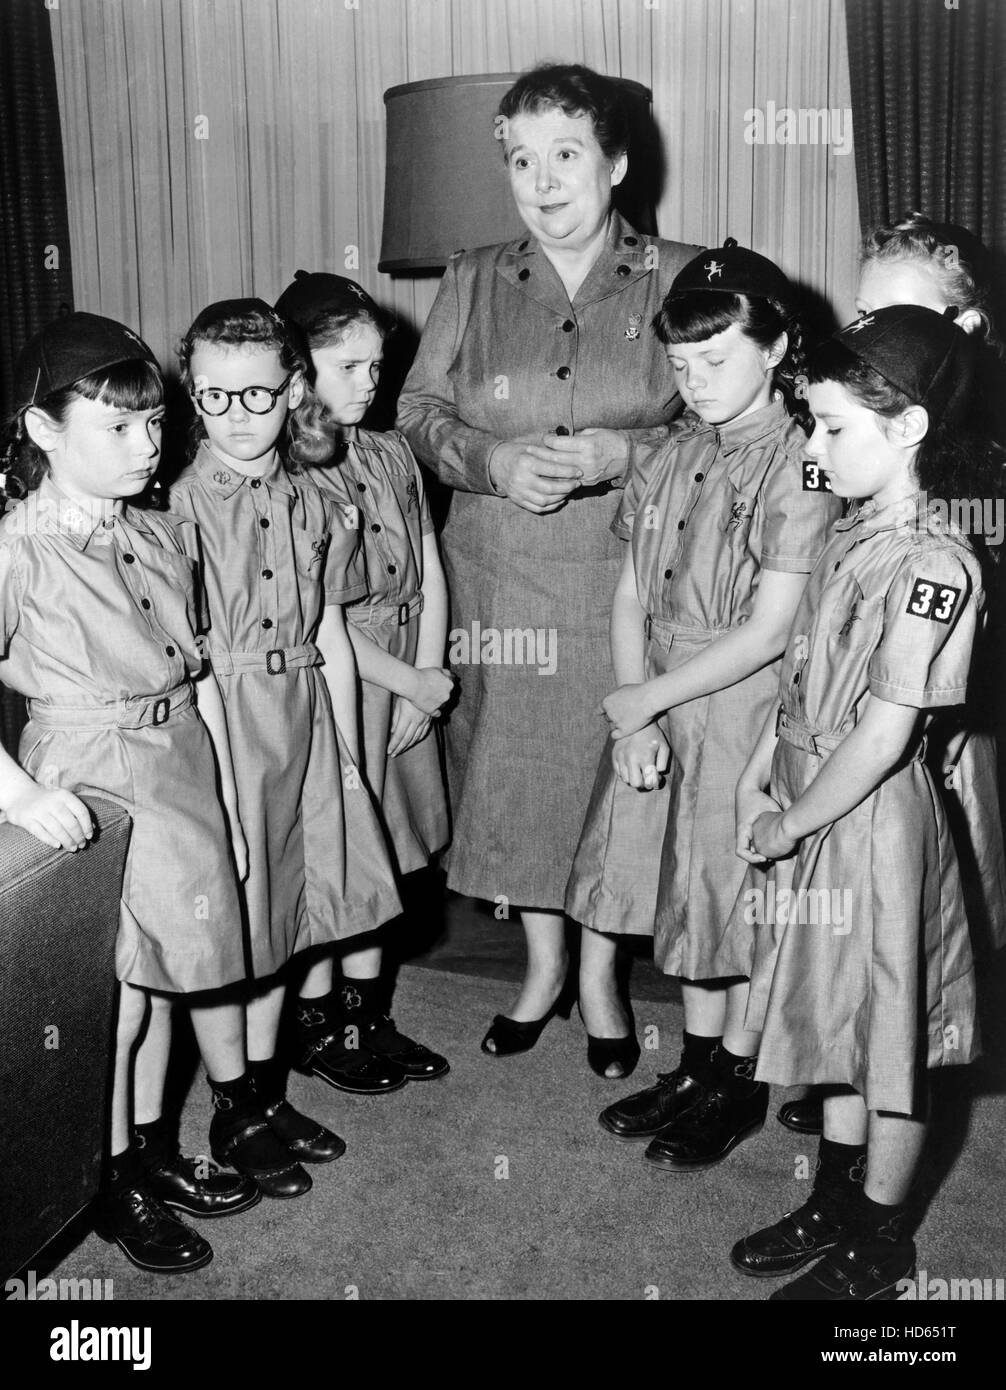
[
  {"xmin": 347, "ymin": 592, "xmax": 424, "ymax": 629},
  {"xmin": 208, "ymin": 643, "xmax": 322, "ymax": 676},
  {"xmin": 775, "ymin": 709, "xmax": 844, "ymax": 756},
  {"xmin": 644, "ymin": 613, "xmax": 733, "ymax": 648},
  {"xmin": 776, "ymin": 708, "xmax": 927, "ymax": 762},
  {"xmin": 28, "ymin": 683, "xmax": 194, "ymax": 730}
]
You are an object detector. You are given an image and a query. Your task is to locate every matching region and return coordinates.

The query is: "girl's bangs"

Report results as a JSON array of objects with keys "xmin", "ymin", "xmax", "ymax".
[
  {"xmin": 654, "ymin": 292, "xmax": 748, "ymax": 345},
  {"xmin": 74, "ymin": 359, "xmax": 164, "ymax": 412}
]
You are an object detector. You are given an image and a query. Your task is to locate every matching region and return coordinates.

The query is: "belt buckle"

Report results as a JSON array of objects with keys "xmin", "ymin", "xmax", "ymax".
[
  {"xmin": 152, "ymin": 697, "xmax": 170, "ymax": 726},
  {"xmin": 266, "ymin": 649, "xmax": 287, "ymax": 675},
  {"xmin": 397, "ymin": 602, "xmax": 410, "ymax": 626}
]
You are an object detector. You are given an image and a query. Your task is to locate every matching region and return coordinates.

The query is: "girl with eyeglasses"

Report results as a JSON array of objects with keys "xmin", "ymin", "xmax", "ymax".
[{"xmin": 171, "ymin": 299, "xmax": 401, "ymax": 1195}]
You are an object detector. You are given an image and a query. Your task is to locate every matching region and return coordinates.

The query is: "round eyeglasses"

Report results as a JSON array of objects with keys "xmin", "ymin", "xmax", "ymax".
[{"xmin": 192, "ymin": 375, "xmax": 292, "ymax": 416}]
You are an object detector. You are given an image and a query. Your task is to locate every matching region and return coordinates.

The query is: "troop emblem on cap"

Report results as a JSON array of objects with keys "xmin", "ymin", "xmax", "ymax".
[
  {"xmin": 670, "ymin": 237, "xmax": 792, "ymax": 303},
  {"xmin": 828, "ymin": 303, "xmax": 974, "ymax": 418},
  {"xmin": 848, "ymin": 314, "xmax": 875, "ymax": 333}
]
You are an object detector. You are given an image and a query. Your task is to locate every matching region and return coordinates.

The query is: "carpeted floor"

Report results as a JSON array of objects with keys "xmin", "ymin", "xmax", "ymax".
[{"xmin": 45, "ymin": 937, "xmax": 1006, "ymax": 1301}]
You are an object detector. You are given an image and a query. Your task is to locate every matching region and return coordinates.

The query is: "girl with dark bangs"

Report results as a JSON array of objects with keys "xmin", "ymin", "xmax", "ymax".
[
  {"xmin": 567, "ymin": 245, "xmax": 840, "ymax": 1160},
  {"xmin": 0, "ymin": 313, "xmax": 264, "ymax": 1275},
  {"xmin": 728, "ymin": 306, "xmax": 999, "ymax": 1300}
]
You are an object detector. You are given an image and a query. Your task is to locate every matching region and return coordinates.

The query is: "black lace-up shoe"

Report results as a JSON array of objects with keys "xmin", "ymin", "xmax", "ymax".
[
  {"xmin": 145, "ymin": 1152, "xmax": 261, "ymax": 1219},
  {"xmin": 94, "ymin": 1185, "xmax": 214, "ymax": 1273},
  {"xmin": 598, "ymin": 1065, "xmax": 707, "ymax": 1139},
  {"xmin": 644, "ymin": 1079, "xmax": 768, "ymax": 1169}
]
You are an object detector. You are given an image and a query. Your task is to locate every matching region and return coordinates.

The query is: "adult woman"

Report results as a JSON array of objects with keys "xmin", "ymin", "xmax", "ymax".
[{"xmin": 397, "ymin": 64, "xmax": 698, "ymax": 1050}]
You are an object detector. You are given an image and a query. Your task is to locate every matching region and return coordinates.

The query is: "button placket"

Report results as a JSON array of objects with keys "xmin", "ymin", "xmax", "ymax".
[{"xmin": 256, "ymin": 487, "xmax": 278, "ymax": 636}]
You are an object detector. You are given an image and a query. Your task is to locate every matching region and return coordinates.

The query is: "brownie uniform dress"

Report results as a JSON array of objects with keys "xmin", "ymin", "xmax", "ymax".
[
  {"xmin": 0, "ymin": 476, "xmax": 245, "ymax": 993},
  {"xmin": 737, "ymin": 494, "xmax": 983, "ymax": 1114},
  {"xmin": 398, "ymin": 213, "xmax": 699, "ymax": 909},
  {"xmin": 567, "ymin": 397, "xmax": 840, "ymax": 971},
  {"xmin": 169, "ymin": 446, "xmax": 401, "ymax": 979},
  {"xmin": 313, "ymin": 427, "xmax": 449, "ymax": 875}
]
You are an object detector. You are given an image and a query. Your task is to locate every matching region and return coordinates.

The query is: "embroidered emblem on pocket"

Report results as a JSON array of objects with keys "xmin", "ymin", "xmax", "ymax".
[
  {"xmin": 837, "ymin": 610, "xmax": 860, "ymax": 639},
  {"xmin": 802, "ymin": 461, "xmax": 832, "ymax": 491},
  {"xmin": 906, "ymin": 578, "xmax": 962, "ymax": 623},
  {"xmin": 405, "ymin": 478, "xmax": 419, "ymax": 513},
  {"xmin": 309, "ymin": 537, "xmax": 328, "ymax": 569},
  {"xmin": 625, "ymin": 313, "xmax": 642, "ymax": 341},
  {"xmin": 727, "ymin": 501, "xmax": 749, "ymax": 531}
]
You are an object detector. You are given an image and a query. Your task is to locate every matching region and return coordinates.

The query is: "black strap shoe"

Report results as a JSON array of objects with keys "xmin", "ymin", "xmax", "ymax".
[
  {"xmin": 263, "ymin": 1099, "xmax": 346, "ymax": 1163},
  {"xmin": 94, "ymin": 1185, "xmax": 214, "ymax": 1273},
  {"xmin": 770, "ymin": 1237, "xmax": 917, "ymax": 1300},
  {"xmin": 644, "ymin": 1079, "xmax": 768, "ymax": 1170},
  {"xmin": 598, "ymin": 1065, "xmax": 707, "ymax": 1140},
  {"xmin": 777, "ymin": 1095, "xmax": 825, "ymax": 1134},
  {"xmin": 145, "ymin": 1152, "xmax": 261, "ymax": 1219},
  {"xmin": 731, "ymin": 1196, "xmax": 846, "ymax": 1277},
  {"xmin": 361, "ymin": 1014, "xmax": 450, "ymax": 1080},
  {"xmin": 300, "ymin": 1030, "xmax": 407, "ymax": 1095}
]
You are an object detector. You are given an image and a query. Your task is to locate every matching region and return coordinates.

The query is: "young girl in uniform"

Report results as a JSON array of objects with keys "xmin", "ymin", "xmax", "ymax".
[
  {"xmin": 777, "ymin": 213, "xmax": 1006, "ymax": 1139},
  {"xmin": 569, "ymin": 243, "xmax": 840, "ymax": 1150},
  {"xmin": 730, "ymin": 304, "xmax": 998, "ymax": 1300},
  {"xmin": 170, "ymin": 299, "xmax": 404, "ymax": 1153},
  {"xmin": 274, "ymin": 272, "xmax": 452, "ymax": 1090},
  {"xmin": 0, "ymin": 312, "xmax": 284, "ymax": 1275}
]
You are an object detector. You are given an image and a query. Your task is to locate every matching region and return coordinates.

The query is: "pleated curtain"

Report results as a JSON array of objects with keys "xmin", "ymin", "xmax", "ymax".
[
  {"xmin": 845, "ymin": 0, "xmax": 1006, "ymax": 254},
  {"xmin": 47, "ymin": 0, "xmax": 862, "ymax": 370}
]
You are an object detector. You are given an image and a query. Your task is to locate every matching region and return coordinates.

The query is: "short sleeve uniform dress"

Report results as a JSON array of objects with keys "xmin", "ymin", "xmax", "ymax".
[
  {"xmin": 0, "ymin": 476, "xmax": 245, "ymax": 993},
  {"xmin": 397, "ymin": 213, "xmax": 700, "ymax": 909},
  {"xmin": 733, "ymin": 494, "xmax": 986, "ymax": 1114},
  {"xmin": 312, "ymin": 427, "xmax": 449, "ymax": 875},
  {"xmin": 169, "ymin": 447, "xmax": 401, "ymax": 979},
  {"xmin": 566, "ymin": 397, "xmax": 841, "ymax": 976}
]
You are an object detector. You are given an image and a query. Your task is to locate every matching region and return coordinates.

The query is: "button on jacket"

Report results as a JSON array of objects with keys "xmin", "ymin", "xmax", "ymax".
[
  {"xmin": 169, "ymin": 447, "xmax": 401, "ymax": 977},
  {"xmin": 735, "ymin": 494, "xmax": 986, "ymax": 1113},
  {"xmin": 398, "ymin": 212, "xmax": 700, "ymax": 908},
  {"xmin": 0, "ymin": 475, "xmax": 245, "ymax": 994},
  {"xmin": 567, "ymin": 398, "xmax": 840, "ymax": 974},
  {"xmin": 312, "ymin": 427, "xmax": 449, "ymax": 875}
]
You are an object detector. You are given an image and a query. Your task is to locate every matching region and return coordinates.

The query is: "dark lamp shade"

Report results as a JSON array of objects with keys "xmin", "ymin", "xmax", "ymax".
[{"xmin": 379, "ymin": 74, "xmax": 658, "ymax": 272}]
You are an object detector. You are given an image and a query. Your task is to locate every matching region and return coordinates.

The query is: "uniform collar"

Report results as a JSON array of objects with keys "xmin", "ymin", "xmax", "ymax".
[
  {"xmin": 195, "ymin": 443, "xmax": 296, "ymax": 498},
  {"xmin": 35, "ymin": 475, "xmax": 155, "ymax": 550},
  {"xmin": 678, "ymin": 394, "xmax": 790, "ymax": 457},
  {"xmin": 496, "ymin": 210, "xmax": 652, "ymax": 311},
  {"xmin": 834, "ymin": 489, "xmax": 926, "ymax": 538}
]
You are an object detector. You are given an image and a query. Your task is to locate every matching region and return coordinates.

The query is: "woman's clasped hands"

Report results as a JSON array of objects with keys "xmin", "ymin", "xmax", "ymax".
[{"xmin": 489, "ymin": 428, "xmax": 629, "ymax": 513}]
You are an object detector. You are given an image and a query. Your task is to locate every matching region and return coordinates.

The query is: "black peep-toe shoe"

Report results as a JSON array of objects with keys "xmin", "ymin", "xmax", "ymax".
[
  {"xmin": 480, "ymin": 983, "xmax": 576, "ymax": 1058},
  {"xmin": 586, "ymin": 1033, "xmax": 641, "ymax": 1080}
]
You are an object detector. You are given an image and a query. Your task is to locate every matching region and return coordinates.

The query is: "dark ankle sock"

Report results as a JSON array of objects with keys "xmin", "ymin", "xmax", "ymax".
[
  {"xmin": 248, "ymin": 1056, "xmax": 287, "ymax": 1109},
  {"xmin": 848, "ymin": 1188, "xmax": 909, "ymax": 1244},
  {"xmin": 339, "ymin": 976, "xmax": 384, "ymax": 1026},
  {"xmin": 812, "ymin": 1137, "xmax": 867, "ymax": 1218},
  {"xmin": 681, "ymin": 1031, "xmax": 721, "ymax": 1080},
  {"xmin": 133, "ymin": 1115, "xmax": 175, "ymax": 1172},
  {"xmin": 208, "ymin": 1071, "xmax": 291, "ymax": 1167},
  {"xmin": 102, "ymin": 1143, "xmax": 143, "ymax": 1194},
  {"xmin": 296, "ymin": 991, "xmax": 338, "ymax": 1036},
  {"xmin": 712, "ymin": 1044, "xmax": 760, "ymax": 1096}
]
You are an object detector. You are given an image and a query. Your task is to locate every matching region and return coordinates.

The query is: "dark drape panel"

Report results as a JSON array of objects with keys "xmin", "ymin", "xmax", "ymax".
[
  {"xmin": 0, "ymin": 0, "xmax": 73, "ymax": 755},
  {"xmin": 845, "ymin": 0, "xmax": 1006, "ymax": 253},
  {"xmin": 0, "ymin": 0, "xmax": 74, "ymax": 421}
]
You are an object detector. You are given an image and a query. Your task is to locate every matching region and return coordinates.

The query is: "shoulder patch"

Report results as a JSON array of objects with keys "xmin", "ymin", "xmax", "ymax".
[
  {"xmin": 802, "ymin": 461, "xmax": 832, "ymax": 492},
  {"xmin": 905, "ymin": 577, "xmax": 962, "ymax": 624}
]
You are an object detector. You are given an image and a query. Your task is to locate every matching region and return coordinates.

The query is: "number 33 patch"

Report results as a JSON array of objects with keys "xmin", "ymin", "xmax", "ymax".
[
  {"xmin": 802, "ymin": 462, "xmax": 832, "ymax": 492},
  {"xmin": 906, "ymin": 578, "xmax": 962, "ymax": 623}
]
